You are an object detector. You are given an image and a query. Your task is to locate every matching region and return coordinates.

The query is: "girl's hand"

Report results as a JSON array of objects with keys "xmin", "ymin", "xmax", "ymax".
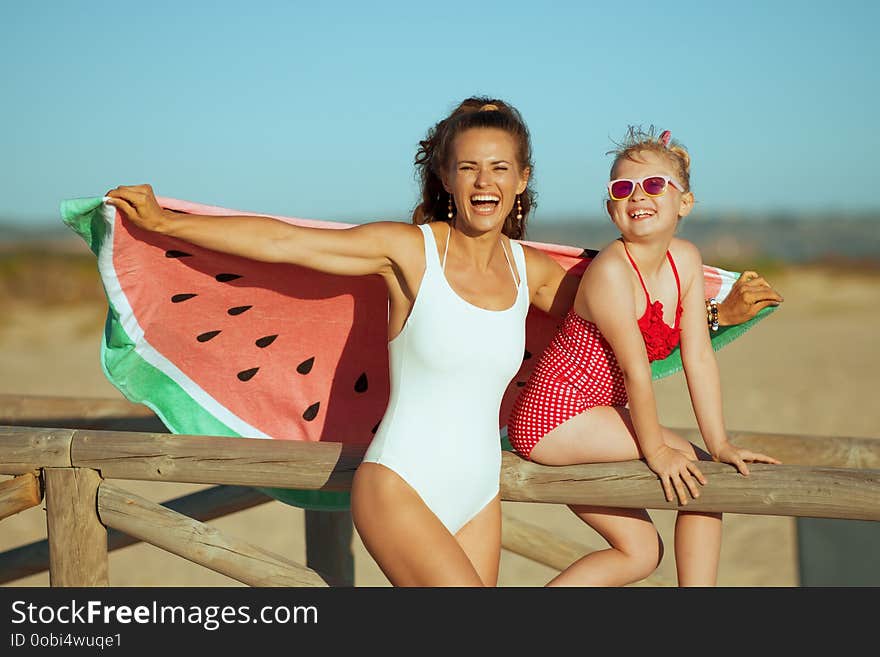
[
  {"xmin": 645, "ymin": 445, "xmax": 708, "ymax": 506},
  {"xmin": 105, "ymin": 184, "xmax": 169, "ymax": 233},
  {"xmin": 712, "ymin": 442, "xmax": 782, "ymax": 476}
]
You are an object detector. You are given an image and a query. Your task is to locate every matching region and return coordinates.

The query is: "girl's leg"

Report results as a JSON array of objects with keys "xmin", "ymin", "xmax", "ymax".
[
  {"xmin": 529, "ymin": 406, "xmax": 661, "ymax": 586},
  {"xmin": 655, "ymin": 431, "xmax": 723, "ymax": 586},
  {"xmin": 527, "ymin": 406, "xmax": 642, "ymax": 466},
  {"xmin": 351, "ymin": 462, "xmax": 491, "ymax": 587},
  {"xmin": 455, "ymin": 494, "xmax": 502, "ymax": 586},
  {"xmin": 674, "ymin": 510, "xmax": 722, "ymax": 586},
  {"xmin": 528, "ymin": 406, "xmax": 721, "ymax": 586},
  {"xmin": 548, "ymin": 504, "xmax": 663, "ymax": 586}
]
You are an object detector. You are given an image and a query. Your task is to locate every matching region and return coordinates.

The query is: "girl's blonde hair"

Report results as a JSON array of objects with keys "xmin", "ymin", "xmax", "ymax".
[{"xmin": 608, "ymin": 125, "xmax": 692, "ymax": 193}]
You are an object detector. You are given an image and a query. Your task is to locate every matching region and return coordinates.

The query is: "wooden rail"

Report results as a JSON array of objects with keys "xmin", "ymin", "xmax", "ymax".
[
  {"xmin": 98, "ymin": 482, "xmax": 330, "ymax": 586},
  {"xmin": 1, "ymin": 393, "xmax": 879, "ymax": 587},
  {"xmin": 0, "ymin": 482, "xmax": 672, "ymax": 586},
  {"xmin": 0, "ymin": 472, "xmax": 41, "ymax": 521},
  {"xmin": 0, "ymin": 485, "xmax": 272, "ymax": 584},
  {"xmin": 3, "ymin": 426, "xmax": 878, "ymax": 520}
]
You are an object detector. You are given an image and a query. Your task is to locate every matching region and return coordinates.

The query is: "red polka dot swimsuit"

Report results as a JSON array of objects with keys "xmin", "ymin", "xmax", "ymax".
[{"xmin": 508, "ymin": 245, "xmax": 683, "ymax": 459}]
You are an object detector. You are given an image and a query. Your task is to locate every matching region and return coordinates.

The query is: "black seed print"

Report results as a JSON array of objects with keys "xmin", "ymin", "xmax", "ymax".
[
  {"xmin": 171, "ymin": 293, "xmax": 197, "ymax": 303},
  {"xmin": 296, "ymin": 357, "xmax": 315, "ymax": 374},
  {"xmin": 237, "ymin": 367, "xmax": 259, "ymax": 381},
  {"xmin": 227, "ymin": 305, "xmax": 252, "ymax": 316},
  {"xmin": 354, "ymin": 372, "xmax": 368, "ymax": 393},
  {"xmin": 516, "ymin": 381, "xmax": 527, "ymax": 387},
  {"xmin": 255, "ymin": 335, "xmax": 278, "ymax": 348},
  {"xmin": 165, "ymin": 250, "xmax": 192, "ymax": 258},
  {"xmin": 302, "ymin": 402, "xmax": 320, "ymax": 421},
  {"xmin": 523, "ymin": 350, "xmax": 532, "ymax": 360},
  {"xmin": 372, "ymin": 423, "xmax": 379, "ymax": 434},
  {"xmin": 215, "ymin": 273, "xmax": 242, "ymax": 282},
  {"xmin": 197, "ymin": 330, "xmax": 221, "ymax": 342}
]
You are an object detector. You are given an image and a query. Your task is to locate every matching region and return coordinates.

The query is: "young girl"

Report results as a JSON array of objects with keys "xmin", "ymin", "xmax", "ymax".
[{"xmin": 507, "ymin": 126, "xmax": 781, "ymax": 587}]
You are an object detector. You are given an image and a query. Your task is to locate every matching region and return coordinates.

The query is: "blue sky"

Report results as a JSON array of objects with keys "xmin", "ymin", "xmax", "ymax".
[{"xmin": 2, "ymin": 0, "xmax": 878, "ymax": 231}]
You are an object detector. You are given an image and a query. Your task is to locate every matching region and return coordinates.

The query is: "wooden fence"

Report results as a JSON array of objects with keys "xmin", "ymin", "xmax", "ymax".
[{"xmin": 1, "ymin": 394, "xmax": 878, "ymax": 587}]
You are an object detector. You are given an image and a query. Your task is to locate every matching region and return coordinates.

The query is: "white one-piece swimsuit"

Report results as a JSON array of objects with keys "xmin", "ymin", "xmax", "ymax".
[{"xmin": 362, "ymin": 222, "xmax": 529, "ymax": 535}]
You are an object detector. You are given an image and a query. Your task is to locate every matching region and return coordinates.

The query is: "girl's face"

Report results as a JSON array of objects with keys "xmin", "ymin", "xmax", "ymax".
[
  {"xmin": 605, "ymin": 149, "xmax": 693, "ymax": 241},
  {"xmin": 443, "ymin": 127, "xmax": 530, "ymax": 234}
]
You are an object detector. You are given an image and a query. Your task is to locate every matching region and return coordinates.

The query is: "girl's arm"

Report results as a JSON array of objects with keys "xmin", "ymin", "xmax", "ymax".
[
  {"xmin": 105, "ymin": 184, "xmax": 414, "ymax": 279},
  {"xmin": 582, "ymin": 252, "xmax": 706, "ymax": 504},
  {"xmin": 676, "ymin": 242, "xmax": 781, "ymax": 474}
]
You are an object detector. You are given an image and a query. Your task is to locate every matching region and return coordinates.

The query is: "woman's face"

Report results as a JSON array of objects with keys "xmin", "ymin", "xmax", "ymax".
[
  {"xmin": 443, "ymin": 127, "xmax": 530, "ymax": 234},
  {"xmin": 605, "ymin": 149, "xmax": 693, "ymax": 241}
]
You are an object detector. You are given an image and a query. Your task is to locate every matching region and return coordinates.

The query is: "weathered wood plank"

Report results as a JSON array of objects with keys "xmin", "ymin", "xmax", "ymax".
[
  {"xmin": 0, "ymin": 394, "xmax": 167, "ymax": 433},
  {"xmin": 44, "ymin": 468, "xmax": 108, "ymax": 587},
  {"xmin": 5, "ymin": 424, "xmax": 879, "ymax": 520},
  {"xmin": 0, "ymin": 393, "xmax": 155, "ymax": 420},
  {"xmin": 98, "ymin": 482, "xmax": 330, "ymax": 587},
  {"xmin": 0, "ymin": 472, "xmax": 42, "ymax": 521},
  {"xmin": 0, "ymin": 427, "xmax": 73, "ymax": 474},
  {"xmin": 677, "ymin": 427, "xmax": 880, "ymax": 470},
  {"xmin": 0, "ymin": 485, "xmax": 273, "ymax": 584},
  {"xmin": 501, "ymin": 512, "xmax": 671, "ymax": 586},
  {"xmin": 500, "ymin": 453, "xmax": 880, "ymax": 520},
  {"xmin": 70, "ymin": 429, "xmax": 364, "ymax": 490}
]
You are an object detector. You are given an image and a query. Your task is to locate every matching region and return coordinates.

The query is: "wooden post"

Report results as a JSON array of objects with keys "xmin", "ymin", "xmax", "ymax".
[
  {"xmin": 0, "ymin": 472, "xmax": 42, "ymax": 520},
  {"xmin": 305, "ymin": 509, "xmax": 354, "ymax": 587},
  {"xmin": 44, "ymin": 468, "xmax": 108, "ymax": 587}
]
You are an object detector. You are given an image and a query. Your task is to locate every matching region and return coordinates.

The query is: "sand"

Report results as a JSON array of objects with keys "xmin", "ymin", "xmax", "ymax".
[{"xmin": 2, "ymin": 263, "xmax": 879, "ymax": 587}]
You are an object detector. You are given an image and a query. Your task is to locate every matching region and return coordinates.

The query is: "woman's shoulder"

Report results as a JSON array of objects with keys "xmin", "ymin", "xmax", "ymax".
[
  {"xmin": 519, "ymin": 241, "xmax": 563, "ymax": 273},
  {"xmin": 355, "ymin": 219, "xmax": 428, "ymax": 245},
  {"xmin": 344, "ymin": 221, "xmax": 429, "ymax": 271}
]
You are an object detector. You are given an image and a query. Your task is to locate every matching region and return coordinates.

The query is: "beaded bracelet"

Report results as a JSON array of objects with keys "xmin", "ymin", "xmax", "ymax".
[{"xmin": 706, "ymin": 298, "xmax": 719, "ymax": 332}]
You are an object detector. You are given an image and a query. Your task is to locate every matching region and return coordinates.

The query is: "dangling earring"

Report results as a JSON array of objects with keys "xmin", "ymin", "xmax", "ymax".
[
  {"xmin": 447, "ymin": 194, "xmax": 454, "ymax": 219},
  {"xmin": 516, "ymin": 195, "xmax": 523, "ymax": 221}
]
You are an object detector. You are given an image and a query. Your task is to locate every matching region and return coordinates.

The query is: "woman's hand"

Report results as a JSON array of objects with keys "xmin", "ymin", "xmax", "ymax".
[
  {"xmin": 711, "ymin": 442, "xmax": 782, "ymax": 476},
  {"xmin": 716, "ymin": 270, "xmax": 784, "ymax": 326},
  {"xmin": 105, "ymin": 184, "xmax": 170, "ymax": 233},
  {"xmin": 645, "ymin": 444, "xmax": 708, "ymax": 506}
]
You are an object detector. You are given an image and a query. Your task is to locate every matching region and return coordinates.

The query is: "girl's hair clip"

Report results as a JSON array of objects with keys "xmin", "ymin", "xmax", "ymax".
[{"xmin": 659, "ymin": 130, "xmax": 672, "ymax": 148}]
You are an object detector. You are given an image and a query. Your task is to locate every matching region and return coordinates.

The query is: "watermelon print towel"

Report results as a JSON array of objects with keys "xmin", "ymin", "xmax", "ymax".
[{"xmin": 61, "ymin": 195, "xmax": 776, "ymax": 510}]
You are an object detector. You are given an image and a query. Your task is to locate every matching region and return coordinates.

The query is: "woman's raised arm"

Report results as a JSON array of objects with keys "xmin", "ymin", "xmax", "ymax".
[{"xmin": 105, "ymin": 184, "xmax": 414, "ymax": 278}]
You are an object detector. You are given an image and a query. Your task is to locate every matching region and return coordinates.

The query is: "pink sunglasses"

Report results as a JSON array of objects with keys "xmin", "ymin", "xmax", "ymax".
[{"xmin": 607, "ymin": 175, "xmax": 685, "ymax": 201}]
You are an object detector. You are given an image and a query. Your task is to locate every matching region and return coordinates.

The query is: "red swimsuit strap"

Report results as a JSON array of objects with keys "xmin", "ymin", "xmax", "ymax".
[
  {"xmin": 621, "ymin": 242, "xmax": 651, "ymax": 304},
  {"xmin": 622, "ymin": 242, "xmax": 682, "ymax": 329},
  {"xmin": 665, "ymin": 250, "xmax": 682, "ymax": 329}
]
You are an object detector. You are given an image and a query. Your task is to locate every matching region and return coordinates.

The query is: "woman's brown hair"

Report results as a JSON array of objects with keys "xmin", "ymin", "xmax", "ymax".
[{"xmin": 412, "ymin": 96, "xmax": 536, "ymax": 240}]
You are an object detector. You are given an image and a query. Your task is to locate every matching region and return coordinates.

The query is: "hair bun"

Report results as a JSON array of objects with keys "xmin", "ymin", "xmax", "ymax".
[{"xmin": 479, "ymin": 103, "xmax": 500, "ymax": 111}]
